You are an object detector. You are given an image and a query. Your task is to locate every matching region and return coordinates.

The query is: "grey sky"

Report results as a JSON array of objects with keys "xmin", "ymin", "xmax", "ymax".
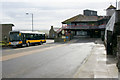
[{"xmin": 1, "ymin": 0, "xmax": 119, "ymax": 30}]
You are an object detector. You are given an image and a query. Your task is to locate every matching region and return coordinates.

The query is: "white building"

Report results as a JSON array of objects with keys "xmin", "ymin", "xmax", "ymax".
[
  {"xmin": 106, "ymin": 5, "xmax": 116, "ymax": 16},
  {"xmin": 118, "ymin": 1, "xmax": 120, "ymax": 10}
]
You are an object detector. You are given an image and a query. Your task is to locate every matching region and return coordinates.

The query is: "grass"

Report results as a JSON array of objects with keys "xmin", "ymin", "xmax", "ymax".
[{"xmin": 0, "ymin": 41, "xmax": 9, "ymax": 46}]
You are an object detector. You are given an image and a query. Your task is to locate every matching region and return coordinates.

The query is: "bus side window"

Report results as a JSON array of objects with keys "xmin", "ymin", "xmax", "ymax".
[
  {"xmin": 34, "ymin": 34, "xmax": 38, "ymax": 40},
  {"xmin": 36, "ymin": 34, "xmax": 39, "ymax": 40},
  {"xmin": 38, "ymin": 34, "xmax": 41, "ymax": 39},
  {"xmin": 26, "ymin": 34, "xmax": 30, "ymax": 40},
  {"xmin": 42, "ymin": 34, "xmax": 45, "ymax": 39},
  {"xmin": 38, "ymin": 34, "xmax": 42, "ymax": 39},
  {"xmin": 30, "ymin": 34, "xmax": 34, "ymax": 40}
]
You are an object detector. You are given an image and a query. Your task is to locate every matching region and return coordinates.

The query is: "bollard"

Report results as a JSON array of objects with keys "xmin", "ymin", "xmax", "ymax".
[{"xmin": 64, "ymin": 39, "xmax": 66, "ymax": 42}]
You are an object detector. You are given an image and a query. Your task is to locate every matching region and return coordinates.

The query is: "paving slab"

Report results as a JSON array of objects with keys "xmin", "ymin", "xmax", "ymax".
[{"xmin": 74, "ymin": 40, "xmax": 118, "ymax": 79}]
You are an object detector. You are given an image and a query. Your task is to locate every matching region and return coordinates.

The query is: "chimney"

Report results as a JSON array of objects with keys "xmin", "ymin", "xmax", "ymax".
[{"xmin": 51, "ymin": 26, "xmax": 53, "ymax": 29}]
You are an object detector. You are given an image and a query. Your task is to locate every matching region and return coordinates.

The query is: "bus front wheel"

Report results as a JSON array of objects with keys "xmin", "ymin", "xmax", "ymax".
[
  {"xmin": 39, "ymin": 42, "xmax": 42, "ymax": 45},
  {"xmin": 26, "ymin": 42, "xmax": 30, "ymax": 47}
]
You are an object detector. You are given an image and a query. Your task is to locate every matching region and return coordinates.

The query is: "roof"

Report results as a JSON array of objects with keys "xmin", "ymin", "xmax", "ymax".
[
  {"xmin": 62, "ymin": 15, "xmax": 79, "ymax": 24},
  {"xmin": 10, "ymin": 31, "xmax": 45, "ymax": 34},
  {"xmin": 1, "ymin": 24, "xmax": 14, "ymax": 26},
  {"xmin": 56, "ymin": 28, "xmax": 62, "ymax": 33},
  {"xmin": 53, "ymin": 27, "xmax": 60, "ymax": 32},
  {"xmin": 107, "ymin": 5, "xmax": 116, "ymax": 10},
  {"xmin": 38, "ymin": 30, "xmax": 49, "ymax": 35},
  {"xmin": 62, "ymin": 14, "xmax": 103, "ymax": 24},
  {"xmin": 84, "ymin": 9, "xmax": 97, "ymax": 12}
]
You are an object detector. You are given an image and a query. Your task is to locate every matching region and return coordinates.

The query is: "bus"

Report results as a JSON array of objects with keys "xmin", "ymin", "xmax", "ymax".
[{"xmin": 9, "ymin": 31, "xmax": 46, "ymax": 47}]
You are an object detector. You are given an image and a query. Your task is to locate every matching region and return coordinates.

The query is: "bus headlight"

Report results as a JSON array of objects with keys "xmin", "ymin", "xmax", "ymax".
[
  {"xmin": 9, "ymin": 42, "xmax": 11, "ymax": 45},
  {"xmin": 18, "ymin": 41, "xmax": 22, "ymax": 44}
]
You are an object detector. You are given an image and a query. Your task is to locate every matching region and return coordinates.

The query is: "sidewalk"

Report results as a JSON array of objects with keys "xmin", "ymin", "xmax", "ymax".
[{"xmin": 74, "ymin": 39, "xmax": 118, "ymax": 79}]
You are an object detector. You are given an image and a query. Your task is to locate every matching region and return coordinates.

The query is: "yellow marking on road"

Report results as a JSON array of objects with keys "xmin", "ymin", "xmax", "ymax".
[
  {"xmin": 4, "ymin": 50, "xmax": 11, "ymax": 52},
  {"xmin": 0, "ymin": 44, "xmax": 66, "ymax": 61}
]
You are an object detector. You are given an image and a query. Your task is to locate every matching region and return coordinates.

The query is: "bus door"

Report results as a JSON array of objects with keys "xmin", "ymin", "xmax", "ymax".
[{"xmin": 22, "ymin": 34, "xmax": 26, "ymax": 44}]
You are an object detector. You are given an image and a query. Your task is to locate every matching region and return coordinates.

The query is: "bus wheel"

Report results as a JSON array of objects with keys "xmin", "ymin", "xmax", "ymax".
[
  {"xmin": 39, "ymin": 42, "xmax": 42, "ymax": 45},
  {"xmin": 19, "ymin": 45, "xmax": 22, "ymax": 48},
  {"xmin": 26, "ymin": 42, "xmax": 30, "ymax": 47}
]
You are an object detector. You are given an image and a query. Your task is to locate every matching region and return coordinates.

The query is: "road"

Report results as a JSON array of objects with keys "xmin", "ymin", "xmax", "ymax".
[{"xmin": 2, "ymin": 38, "xmax": 96, "ymax": 78}]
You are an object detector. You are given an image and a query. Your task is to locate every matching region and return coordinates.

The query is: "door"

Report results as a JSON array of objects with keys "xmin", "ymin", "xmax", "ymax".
[{"xmin": 22, "ymin": 34, "xmax": 26, "ymax": 44}]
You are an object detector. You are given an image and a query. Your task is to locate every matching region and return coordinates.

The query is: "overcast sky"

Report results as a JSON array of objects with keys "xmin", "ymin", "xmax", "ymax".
[{"xmin": 0, "ymin": 0, "xmax": 119, "ymax": 31}]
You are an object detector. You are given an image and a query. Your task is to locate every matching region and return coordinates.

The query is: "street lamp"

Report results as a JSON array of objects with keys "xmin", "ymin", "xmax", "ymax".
[
  {"xmin": 116, "ymin": 0, "xmax": 118, "ymax": 9},
  {"xmin": 26, "ymin": 13, "xmax": 33, "ymax": 31}
]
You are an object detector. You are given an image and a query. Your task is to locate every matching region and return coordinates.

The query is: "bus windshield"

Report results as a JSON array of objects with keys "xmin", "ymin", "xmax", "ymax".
[{"xmin": 9, "ymin": 32, "xmax": 22, "ymax": 41}]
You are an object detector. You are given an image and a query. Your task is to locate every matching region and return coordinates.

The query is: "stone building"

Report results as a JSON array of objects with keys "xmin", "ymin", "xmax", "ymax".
[
  {"xmin": 0, "ymin": 24, "xmax": 14, "ymax": 42},
  {"xmin": 49, "ymin": 26, "xmax": 59, "ymax": 39}
]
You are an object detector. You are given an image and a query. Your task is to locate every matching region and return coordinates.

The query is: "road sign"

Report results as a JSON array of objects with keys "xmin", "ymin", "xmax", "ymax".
[{"xmin": 62, "ymin": 30, "xmax": 65, "ymax": 34}]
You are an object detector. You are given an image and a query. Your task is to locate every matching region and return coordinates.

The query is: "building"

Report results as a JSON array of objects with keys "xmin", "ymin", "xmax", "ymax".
[
  {"xmin": 105, "ymin": 10, "xmax": 120, "ymax": 56},
  {"xmin": 84, "ymin": 9, "xmax": 97, "ymax": 16},
  {"xmin": 106, "ymin": 5, "xmax": 116, "ymax": 16},
  {"xmin": 61, "ymin": 10, "xmax": 108, "ymax": 38},
  {"xmin": 54, "ymin": 5, "xmax": 116, "ymax": 42},
  {"xmin": 49, "ymin": 26, "xmax": 59, "ymax": 39},
  {"xmin": 118, "ymin": 1, "xmax": 120, "ymax": 10},
  {"xmin": 0, "ymin": 24, "xmax": 14, "ymax": 42},
  {"xmin": 38, "ymin": 30, "xmax": 49, "ymax": 38}
]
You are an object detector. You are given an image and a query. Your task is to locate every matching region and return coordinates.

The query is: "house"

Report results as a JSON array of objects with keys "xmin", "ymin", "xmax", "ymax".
[
  {"xmin": 53, "ymin": 5, "xmax": 116, "ymax": 42},
  {"xmin": 61, "ymin": 10, "xmax": 108, "ymax": 38},
  {"xmin": 0, "ymin": 24, "xmax": 14, "ymax": 42},
  {"xmin": 59, "ymin": 5, "xmax": 116, "ymax": 38},
  {"xmin": 49, "ymin": 26, "xmax": 60, "ymax": 39}
]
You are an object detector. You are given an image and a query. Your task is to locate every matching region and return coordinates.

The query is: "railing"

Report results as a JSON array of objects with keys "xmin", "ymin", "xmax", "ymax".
[
  {"xmin": 62, "ymin": 24, "xmax": 106, "ymax": 29},
  {"xmin": 56, "ymin": 24, "xmax": 106, "ymax": 33},
  {"xmin": 56, "ymin": 28, "xmax": 62, "ymax": 33}
]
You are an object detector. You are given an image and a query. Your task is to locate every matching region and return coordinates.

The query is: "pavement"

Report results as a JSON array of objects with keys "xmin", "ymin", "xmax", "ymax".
[{"xmin": 74, "ymin": 39, "xmax": 119, "ymax": 79}]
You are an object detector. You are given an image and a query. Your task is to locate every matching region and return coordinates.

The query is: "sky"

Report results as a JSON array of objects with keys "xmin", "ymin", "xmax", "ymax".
[{"xmin": 0, "ymin": 0, "xmax": 119, "ymax": 31}]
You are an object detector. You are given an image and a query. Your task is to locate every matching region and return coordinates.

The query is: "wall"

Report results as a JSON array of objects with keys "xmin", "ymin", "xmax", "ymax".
[
  {"xmin": 106, "ymin": 9, "xmax": 116, "ymax": 16},
  {"xmin": 2, "ymin": 24, "xmax": 12, "ymax": 42},
  {"xmin": 83, "ymin": 10, "xmax": 97, "ymax": 16},
  {"xmin": 118, "ymin": 1, "xmax": 120, "ymax": 10},
  {"xmin": 49, "ymin": 26, "xmax": 57, "ymax": 39},
  {"xmin": 0, "ymin": 24, "xmax": 2, "ymax": 42},
  {"xmin": 117, "ymin": 36, "xmax": 120, "ymax": 70}
]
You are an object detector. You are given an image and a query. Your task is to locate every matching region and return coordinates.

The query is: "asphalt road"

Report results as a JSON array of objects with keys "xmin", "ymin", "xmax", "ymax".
[{"xmin": 2, "ymin": 38, "xmax": 96, "ymax": 78}]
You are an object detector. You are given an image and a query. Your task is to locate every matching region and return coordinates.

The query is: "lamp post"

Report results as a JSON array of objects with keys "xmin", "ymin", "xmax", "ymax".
[
  {"xmin": 26, "ymin": 13, "xmax": 33, "ymax": 31},
  {"xmin": 116, "ymin": 0, "xmax": 118, "ymax": 9}
]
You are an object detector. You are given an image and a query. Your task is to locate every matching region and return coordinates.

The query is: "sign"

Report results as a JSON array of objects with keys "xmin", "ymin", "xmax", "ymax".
[
  {"xmin": 66, "ymin": 36, "xmax": 69, "ymax": 39},
  {"xmin": 62, "ymin": 30, "xmax": 65, "ymax": 34},
  {"xmin": 62, "ymin": 36, "xmax": 66, "ymax": 39}
]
